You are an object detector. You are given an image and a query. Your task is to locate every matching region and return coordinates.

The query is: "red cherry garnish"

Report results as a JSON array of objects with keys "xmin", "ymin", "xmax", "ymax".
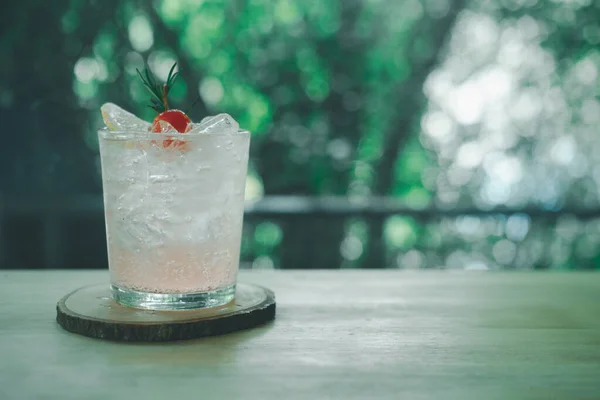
[
  {"xmin": 152, "ymin": 109, "xmax": 191, "ymax": 133},
  {"xmin": 151, "ymin": 109, "xmax": 191, "ymax": 151}
]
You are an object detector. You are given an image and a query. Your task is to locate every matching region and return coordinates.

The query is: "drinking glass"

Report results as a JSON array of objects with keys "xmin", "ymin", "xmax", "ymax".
[{"xmin": 97, "ymin": 128, "xmax": 250, "ymax": 310}]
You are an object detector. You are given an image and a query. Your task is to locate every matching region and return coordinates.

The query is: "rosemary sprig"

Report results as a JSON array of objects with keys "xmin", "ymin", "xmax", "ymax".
[{"xmin": 136, "ymin": 62, "xmax": 179, "ymax": 114}]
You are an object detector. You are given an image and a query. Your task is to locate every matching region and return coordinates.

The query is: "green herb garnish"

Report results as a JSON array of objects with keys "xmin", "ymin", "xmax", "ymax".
[{"xmin": 136, "ymin": 62, "xmax": 179, "ymax": 114}]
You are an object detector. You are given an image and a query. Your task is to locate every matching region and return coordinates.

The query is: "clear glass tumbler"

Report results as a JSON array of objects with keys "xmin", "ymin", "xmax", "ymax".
[{"xmin": 97, "ymin": 128, "xmax": 250, "ymax": 310}]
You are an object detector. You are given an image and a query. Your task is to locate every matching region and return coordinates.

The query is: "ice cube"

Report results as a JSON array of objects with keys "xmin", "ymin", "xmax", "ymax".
[
  {"xmin": 186, "ymin": 113, "xmax": 239, "ymax": 135},
  {"xmin": 152, "ymin": 120, "xmax": 177, "ymax": 133},
  {"xmin": 101, "ymin": 103, "xmax": 151, "ymax": 131}
]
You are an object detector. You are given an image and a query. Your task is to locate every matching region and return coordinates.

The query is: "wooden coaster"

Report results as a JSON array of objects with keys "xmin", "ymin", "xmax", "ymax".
[{"xmin": 56, "ymin": 283, "xmax": 275, "ymax": 342}]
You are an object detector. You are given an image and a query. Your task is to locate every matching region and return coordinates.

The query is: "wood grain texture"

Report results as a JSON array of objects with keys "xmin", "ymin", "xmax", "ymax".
[
  {"xmin": 56, "ymin": 283, "xmax": 275, "ymax": 342},
  {"xmin": 1, "ymin": 270, "xmax": 600, "ymax": 400}
]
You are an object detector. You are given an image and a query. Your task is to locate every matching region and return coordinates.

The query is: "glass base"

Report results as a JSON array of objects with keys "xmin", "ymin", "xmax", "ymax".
[{"xmin": 111, "ymin": 284, "xmax": 236, "ymax": 311}]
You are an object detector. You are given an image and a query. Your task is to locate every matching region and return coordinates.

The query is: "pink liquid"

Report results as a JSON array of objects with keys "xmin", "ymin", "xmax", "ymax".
[{"xmin": 109, "ymin": 243, "xmax": 239, "ymax": 294}]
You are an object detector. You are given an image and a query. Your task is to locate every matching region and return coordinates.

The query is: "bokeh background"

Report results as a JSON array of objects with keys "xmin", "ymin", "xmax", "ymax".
[{"xmin": 1, "ymin": 0, "xmax": 599, "ymax": 270}]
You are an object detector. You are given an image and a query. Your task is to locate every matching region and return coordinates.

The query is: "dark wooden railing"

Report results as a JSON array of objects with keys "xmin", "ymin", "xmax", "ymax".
[{"xmin": 1, "ymin": 196, "xmax": 599, "ymax": 269}]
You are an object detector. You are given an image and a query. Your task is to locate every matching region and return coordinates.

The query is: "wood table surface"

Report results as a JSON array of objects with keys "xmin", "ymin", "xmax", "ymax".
[{"xmin": 1, "ymin": 270, "xmax": 600, "ymax": 400}]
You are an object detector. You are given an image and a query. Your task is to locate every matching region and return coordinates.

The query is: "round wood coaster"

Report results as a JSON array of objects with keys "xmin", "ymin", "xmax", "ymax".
[{"xmin": 56, "ymin": 283, "xmax": 275, "ymax": 342}]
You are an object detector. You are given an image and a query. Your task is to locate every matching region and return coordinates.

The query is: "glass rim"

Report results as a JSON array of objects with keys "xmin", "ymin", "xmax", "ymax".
[{"xmin": 98, "ymin": 128, "xmax": 250, "ymax": 140}]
